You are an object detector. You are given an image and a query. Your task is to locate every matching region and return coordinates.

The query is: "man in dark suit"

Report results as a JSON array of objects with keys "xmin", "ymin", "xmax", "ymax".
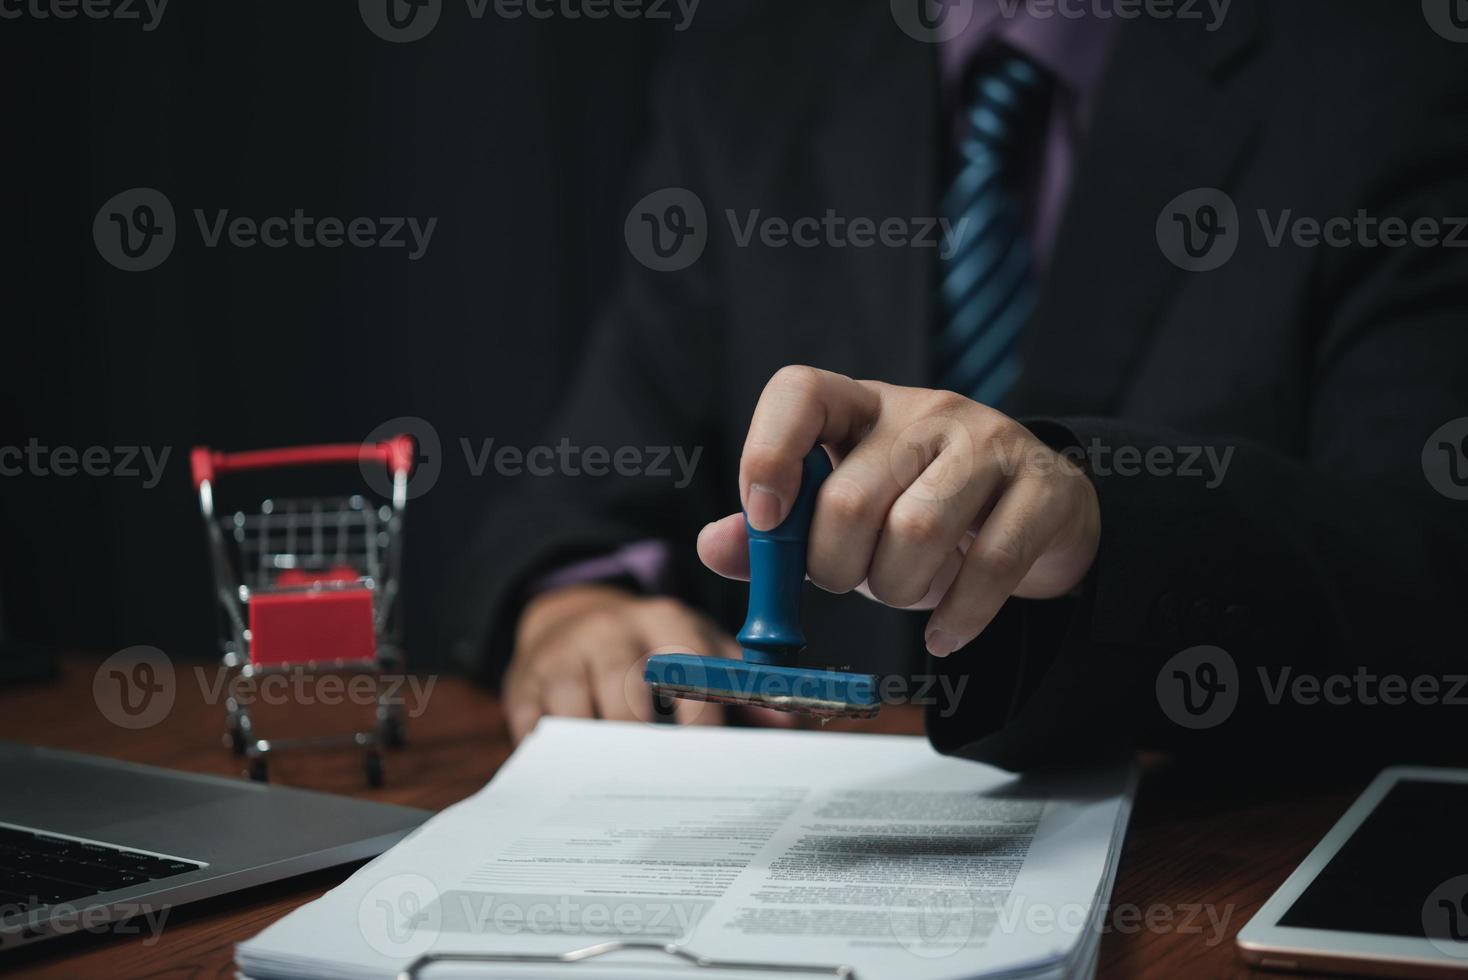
[{"xmin": 450, "ymin": 0, "xmax": 1468, "ymax": 770}]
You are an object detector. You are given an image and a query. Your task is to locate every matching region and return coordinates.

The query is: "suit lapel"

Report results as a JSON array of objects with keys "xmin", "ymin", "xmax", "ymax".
[
  {"xmin": 1010, "ymin": 4, "xmax": 1265, "ymax": 417},
  {"xmin": 805, "ymin": 8, "xmax": 938, "ymax": 389}
]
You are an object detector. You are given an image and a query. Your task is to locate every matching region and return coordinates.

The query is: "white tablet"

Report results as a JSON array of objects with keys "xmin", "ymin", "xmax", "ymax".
[{"xmin": 1236, "ymin": 766, "xmax": 1468, "ymax": 978}]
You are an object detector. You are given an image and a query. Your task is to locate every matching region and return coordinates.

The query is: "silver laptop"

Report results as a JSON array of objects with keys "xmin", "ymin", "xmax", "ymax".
[{"xmin": 0, "ymin": 741, "xmax": 428, "ymax": 951}]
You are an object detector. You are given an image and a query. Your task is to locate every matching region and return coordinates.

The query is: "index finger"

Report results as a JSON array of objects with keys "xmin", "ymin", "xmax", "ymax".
[{"xmin": 739, "ymin": 366, "xmax": 881, "ymax": 530}]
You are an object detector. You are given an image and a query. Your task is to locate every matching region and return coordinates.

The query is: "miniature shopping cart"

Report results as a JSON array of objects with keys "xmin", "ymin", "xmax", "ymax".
[{"xmin": 190, "ymin": 436, "xmax": 414, "ymax": 787}]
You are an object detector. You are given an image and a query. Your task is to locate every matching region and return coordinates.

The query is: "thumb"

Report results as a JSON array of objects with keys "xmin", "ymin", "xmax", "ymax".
[{"xmin": 696, "ymin": 513, "xmax": 750, "ymax": 581}]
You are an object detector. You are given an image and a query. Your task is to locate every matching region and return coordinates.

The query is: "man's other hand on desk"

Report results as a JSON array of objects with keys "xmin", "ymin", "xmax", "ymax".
[
  {"xmin": 506, "ymin": 584, "xmax": 791, "ymax": 742},
  {"xmin": 699, "ymin": 366, "xmax": 1101, "ymax": 659}
]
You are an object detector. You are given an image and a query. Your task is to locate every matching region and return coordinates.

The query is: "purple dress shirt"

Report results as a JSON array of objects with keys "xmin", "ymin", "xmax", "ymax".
[{"xmin": 533, "ymin": 4, "xmax": 1115, "ymax": 596}]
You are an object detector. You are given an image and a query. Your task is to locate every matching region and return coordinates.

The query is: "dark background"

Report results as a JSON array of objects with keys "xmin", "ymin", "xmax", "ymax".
[{"xmin": 0, "ymin": 2, "xmax": 674, "ymax": 669}]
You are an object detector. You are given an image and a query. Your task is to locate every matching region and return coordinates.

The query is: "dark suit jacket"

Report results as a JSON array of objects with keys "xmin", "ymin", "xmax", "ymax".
[{"xmin": 448, "ymin": 0, "xmax": 1468, "ymax": 770}]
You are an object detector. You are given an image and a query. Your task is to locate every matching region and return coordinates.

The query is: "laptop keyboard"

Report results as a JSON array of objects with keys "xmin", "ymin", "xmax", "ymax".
[{"xmin": 0, "ymin": 825, "xmax": 203, "ymax": 914}]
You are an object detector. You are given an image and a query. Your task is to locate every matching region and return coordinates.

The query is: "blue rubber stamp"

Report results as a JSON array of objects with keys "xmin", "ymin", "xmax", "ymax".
[{"xmin": 644, "ymin": 447, "xmax": 882, "ymax": 719}]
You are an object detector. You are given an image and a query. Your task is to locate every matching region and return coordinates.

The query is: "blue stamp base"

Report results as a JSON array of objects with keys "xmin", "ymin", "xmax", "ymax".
[{"xmin": 644, "ymin": 652, "xmax": 881, "ymax": 719}]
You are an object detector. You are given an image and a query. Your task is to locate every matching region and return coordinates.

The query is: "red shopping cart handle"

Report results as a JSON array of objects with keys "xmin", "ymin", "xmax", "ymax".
[{"xmin": 190, "ymin": 435, "xmax": 414, "ymax": 488}]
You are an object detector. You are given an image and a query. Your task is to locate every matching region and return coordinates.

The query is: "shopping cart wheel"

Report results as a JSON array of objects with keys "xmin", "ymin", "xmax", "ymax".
[
  {"xmin": 227, "ymin": 718, "xmax": 248, "ymax": 756},
  {"xmin": 248, "ymin": 757, "xmax": 269, "ymax": 783},
  {"xmin": 365, "ymin": 750, "xmax": 384, "ymax": 788},
  {"xmin": 379, "ymin": 713, "xmax": 407, "ymax": 750}
]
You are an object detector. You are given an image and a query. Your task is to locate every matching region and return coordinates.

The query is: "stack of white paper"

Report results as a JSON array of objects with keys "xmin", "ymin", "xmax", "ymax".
[{"xmin": 237, "ymin": 719, "xmax": 1134, "ymax": 980}]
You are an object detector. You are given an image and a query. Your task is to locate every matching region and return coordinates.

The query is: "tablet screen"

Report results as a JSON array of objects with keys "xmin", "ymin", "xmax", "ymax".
[{"xmin": 1278, "ymin": 779, "xmax": 1468, "ymax": 939}]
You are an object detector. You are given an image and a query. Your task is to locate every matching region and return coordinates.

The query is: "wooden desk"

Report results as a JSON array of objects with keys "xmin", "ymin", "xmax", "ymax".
[{"xmin": 0, "ymin": 655, "xmax": 1369, "ymax": 978}]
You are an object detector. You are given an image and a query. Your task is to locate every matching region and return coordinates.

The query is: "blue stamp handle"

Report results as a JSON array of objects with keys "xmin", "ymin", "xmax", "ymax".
[{"xmin": 736, "ymin": 447, "xmax": 832, "ymax": 665}]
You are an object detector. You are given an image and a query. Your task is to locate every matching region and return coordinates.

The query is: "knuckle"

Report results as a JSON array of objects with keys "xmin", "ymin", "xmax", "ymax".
[
  {"xmin": 971, "ymin": 409, "xmax": 1015, "ymax": 447},
  {"xmin": 1015, "ymin": 440, "xmax": 1058, "ymax": 480},
  {"xmin": 1040, "ymin": 478, "xmax": 1073, "ymax": 516},
  {"xmin": 769, "ymin": 364, "xmax": 826, "ymax": 400},
  {"xmin": 867, "ymin": 568, "xmax": 924, "ymax": 608},
  {"xmin": 922, "ymin": 388, "xmax": 974, "ymax": 420},
  {"xmin": 1017, "ymin": 474, "xmax": 1061, "ymax": 514},
  {"xmin": 560, "ymin": 604, "xmax": 631, "ymax": 651},
  {"xmin": 976, "ymin": 530, "xmax": 1030, "ymax": 579},
  {"xmin": 578, "ymin": 605, "xmax": 622, "ymax": 631},
  {"xmin": 818, "ymin": 476, "xmax": 875, "ymax": 528},
  {"xmin": 887, "ymin": 498, "xmax": 946, "ymax": 547},
  {"xmin": 523, "ymin": 657, "xmax": 562, "ymax": 688},
  {"xmin": 638, "ymin": 595, "xmax": 686, "ymax": 621},
  {"xmin": 503, "ymin": 664, "xmax": 529, "ymax": 696}
]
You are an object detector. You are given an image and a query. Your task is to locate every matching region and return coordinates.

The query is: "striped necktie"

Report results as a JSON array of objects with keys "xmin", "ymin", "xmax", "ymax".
[{"xmin": 935, "ymin": 52, "xmax": 1051, "ymax": 408}]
